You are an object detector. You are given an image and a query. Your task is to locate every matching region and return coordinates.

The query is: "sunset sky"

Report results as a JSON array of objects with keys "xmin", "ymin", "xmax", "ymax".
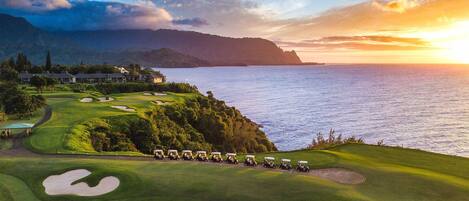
[{"xmin": 1, "ymin": 0, "xmax": 468, "ymax": 64}]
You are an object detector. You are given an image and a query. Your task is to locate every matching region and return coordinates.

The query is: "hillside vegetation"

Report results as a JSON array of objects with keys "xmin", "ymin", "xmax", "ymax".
[{"xmin": 26, "ymin": 84, "xmax": 275, "ymax": 155}]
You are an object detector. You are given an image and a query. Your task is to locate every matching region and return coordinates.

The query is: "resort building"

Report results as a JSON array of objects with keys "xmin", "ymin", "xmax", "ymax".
[
  {"xmin": 75, "ymin": 73, "xmax": 127, "ymax": 83},
  {"xmin": 19, "ymin": 72, "xmax": 127, "ymax": 84},
  {"xmin": 19, "ymin": 71, "xmax": 161, "ymax": 84},
  {"xmin": 19, "ymin": 72, "xmax": 76, "ymax": 84}
]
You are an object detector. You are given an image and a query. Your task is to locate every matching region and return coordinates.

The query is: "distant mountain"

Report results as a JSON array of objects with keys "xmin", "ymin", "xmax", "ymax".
[
  {"xmin": 113, "ymin": 48, "xmax": 211, "ymax": 67},
  {"xmin": 0, "ymin": 13, "xmax": 302, "ymax": 66},
  {"xmin": 55, "ymin": 29, "xmax": 302, "ymax": 65}
]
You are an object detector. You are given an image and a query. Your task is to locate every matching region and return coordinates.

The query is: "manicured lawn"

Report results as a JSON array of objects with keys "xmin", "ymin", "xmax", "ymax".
[
  {"xmin": 0, "ymin": 144, "xmax": 468, "ymax": 201},
  {"xmin": 0, "ymin": 139, "xmax": 13, "ymax": 150},
  {"xmin": 24, "ymin": 91, "xmax": 198, "ymax": 155}
]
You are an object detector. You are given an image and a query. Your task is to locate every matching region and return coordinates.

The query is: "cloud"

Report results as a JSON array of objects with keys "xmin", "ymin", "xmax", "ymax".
[
  {"xmin": 152, "ymin": 0, "xmax": 281, "ymax": 38},
  {"xmin": 278, "ymin": 35, "xmax": 432, "ymax": 51},
  {"xmin": 273, "ymin": 0, "xmax": 469, "ymax": 40},
  {"xmin": 372, "ymin": 0, "xmax": 428, "ymax": 12},
  {"xmin": 315, "ymin": 36, "xmax": 430, "ymax": 46},
  {"xmin": 0, "ymin": 0, "xmax": 173, "ymax": 30},
  {"xmin": 0, "ymin": 0, "xmax": 72, "ymax": 11},
  {"xmin": 172, "ymin": 17, "xmax": 209, "ymax": 27}
]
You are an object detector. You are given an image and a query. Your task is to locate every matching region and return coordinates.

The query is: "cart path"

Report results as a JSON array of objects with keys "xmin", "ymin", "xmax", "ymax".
[{"xmin": 0, "ymin": 106, "xmax": 366, "ymax": 185}]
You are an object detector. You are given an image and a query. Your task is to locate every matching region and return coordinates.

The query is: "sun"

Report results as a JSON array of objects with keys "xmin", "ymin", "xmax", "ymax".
[{"xmin": 419, "ymin": 21, "xmax": 469, "ymax": 64}]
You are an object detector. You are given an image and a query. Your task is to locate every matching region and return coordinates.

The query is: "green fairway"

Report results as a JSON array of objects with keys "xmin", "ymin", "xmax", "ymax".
[
  {"xmin": 24, "ymin": 91, "xmax": 197, "ymax": 155},
  {"xmin": 0, "ymin": 144, "xmax": 468, "ymax": 201}
]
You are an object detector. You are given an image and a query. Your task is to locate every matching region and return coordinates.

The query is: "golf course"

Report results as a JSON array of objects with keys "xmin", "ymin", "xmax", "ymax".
[{"xmin": 1, "ymin": 86, "xmax": 469, "ymax": 201}]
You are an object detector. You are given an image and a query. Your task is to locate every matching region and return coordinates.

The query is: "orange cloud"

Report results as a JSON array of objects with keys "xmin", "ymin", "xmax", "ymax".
[
  {"xmin": 273, "ymin": 0, "xmax": 469, "ymax": 40},
  {"xmin": 278, "ymin": 35, "xmax": 432, "ymax": 51},
  {"xmin": 372, "ymin": 0, "xmax": 427, "ymax": 12}
]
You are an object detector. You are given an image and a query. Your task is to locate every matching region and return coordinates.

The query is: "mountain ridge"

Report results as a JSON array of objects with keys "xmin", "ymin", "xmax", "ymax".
[{"xmin": 0, "ymin": 13, "xmax": 302, "ymax": 66}]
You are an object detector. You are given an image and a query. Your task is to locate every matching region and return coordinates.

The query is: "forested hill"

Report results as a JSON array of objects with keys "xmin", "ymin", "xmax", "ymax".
[
  {"xmin": 54, "ymin": 29, "xmax": 302, "ymax": 65},
  {"xmin": 0, "ymin": 13, "xmax": 302, "ymax": 66}
]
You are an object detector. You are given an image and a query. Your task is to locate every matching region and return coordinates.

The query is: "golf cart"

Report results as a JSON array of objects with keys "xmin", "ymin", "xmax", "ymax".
[
  {"xmin": 210, "ymin": 152, "xmax": 223, "ymax": 163},
  {"xmin": 244, "ymin": 155, "xmax": 257, "ymax": 166},
  {"xmin": 182, "ymin": 150, "xmax": 194, "ymax": 160},
  {"xmin": 195, "ymin": 151, "xmax": 209, "ymax": 162},
  {"xmin": 153, "ymin": 149, "xmax": 165, "ymax": 160},
  {"xmin": 279, "ymin": 159, "xmax": 292, "ymax": 170},
  {"xmin": 167, "ymin": 149, "xmax": 179, "ymax": 160},
  {"xmin": 225, "ymin": 153, "xmax": 239, "ymax": 164},
  {"xmin": 263, "ymin": 157, "xmax": 276, "ymax": 168},
  {"xmin": 296, "ymin": 161, "xmax": 310, "ymax": 172}
]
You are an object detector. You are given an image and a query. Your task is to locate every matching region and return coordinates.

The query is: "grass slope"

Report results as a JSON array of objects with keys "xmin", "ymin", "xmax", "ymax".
[
  {"xmin": 24, "ymin": 91, "xmax": 196, "ymax": 155},
  {"xmin": 0, "ymin": 144, "xmax": 468, "ymax": 201}
]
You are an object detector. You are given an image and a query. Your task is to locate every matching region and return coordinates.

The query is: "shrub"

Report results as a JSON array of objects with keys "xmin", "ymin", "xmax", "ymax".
[
  {"xmin": 308, "ymin": 129, "xmax": 364, "ymax": 150},
  {"xmin": 95, "ymin": 82, "xmax": 199, "ymax": 94}
]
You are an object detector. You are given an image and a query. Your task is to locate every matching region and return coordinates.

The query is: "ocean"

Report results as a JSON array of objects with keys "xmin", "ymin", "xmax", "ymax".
[{"xmin": 157, "ymin": 64, "xmax": 469, "ymax": 157}]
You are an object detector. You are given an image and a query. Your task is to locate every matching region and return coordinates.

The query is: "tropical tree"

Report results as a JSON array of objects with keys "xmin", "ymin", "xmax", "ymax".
[
  {"xmin": 0, "ymin": 66, "xmax": 18, "ymax": 82},
  {"xmin": 45, "ymin": 50, "xmax": 52, "ymax": 71},
  {"xmin": 30, "ymin": 76, "xmax": 47, "ymax": 93}
]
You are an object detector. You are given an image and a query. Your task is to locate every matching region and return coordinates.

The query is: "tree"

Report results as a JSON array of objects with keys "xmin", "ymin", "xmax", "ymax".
[
  {"xmin": 45, "ymin": 51, "xmax": 52, "ymax": 71},
  {"xmin": 0, "ymin": 67, "xmax": 18, "ymax": 82},
  {"xmin": 29, "ymin": 66, "xmax": 44, "ymax": 74},
  {"xmin": 45, "ymin": 77, "xmax": 58, "ymax": 90},
  {"xmin": 15, "ymin": 53, "xmax": 31, "ymax": 72},
  {"xmin": 30, "ymin": 76, "xmax": 47, "ymax": 93},
  {"xmin": 0, "ymin": 84, "xmax": 46, "ymax": 118}
]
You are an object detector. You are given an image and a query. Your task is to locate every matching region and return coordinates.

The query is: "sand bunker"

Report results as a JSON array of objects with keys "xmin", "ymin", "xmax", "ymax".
[
  {"xmin": 154, "ymin": 100, "xmax": 170, "ymax": 105},
  {"xmin": 111, "ymin": 106, "xmax": 136, "ymax": 112},
  {"xmin": 43, "ymin": 169, "xmax": 120, "ymax": 197},
  {"xmin": 79, "ymin": 98, "xmax": 93, "ymax": 103},
  {"xmin": 308, "ymin": 168, "xmax": 365, "ymax": 184},
  {"xmin": 98, "ymin": 97, "xmax": 114, "ymax": 102},
  {"xmin": 144, "ymin": 92, "xmax": 166, "ymax": 96}
]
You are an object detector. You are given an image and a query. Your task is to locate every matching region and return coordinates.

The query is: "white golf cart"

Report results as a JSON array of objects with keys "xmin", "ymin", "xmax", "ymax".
[
  {"xmin": 225, "ymin": 153, "xmax": 239, "ymax": 164},
  {"xmin": 153, "ymin": 149, "xmax": 165, "ymax": 160},
  {"xmin": 195, "ymin": 151, "xmax": 209, "ymax": 161},
  {"xmin": 210, "ymin": 152, "xmax": 223, "ymax": 163},
  {"xmin": 167, "ymin": 149, "xmax": 179, "ymax": 160},
  {"xmin": 263, "ymin": 157, "xmax": 276, "ymax": 168},
  {"xmin": 279, "ymin": 159, "xmax": 292, "ymax": 170},
  {"xmin": 182, "ymin": 150, "xmax": 194, "ymax": 160},
  {"xmin": 244, "ymin": 155, "xmax": 257, "ymax": 166},
  {"xmin": 296, "ymin": 160, "xmax": 310, "ymax": 172}
]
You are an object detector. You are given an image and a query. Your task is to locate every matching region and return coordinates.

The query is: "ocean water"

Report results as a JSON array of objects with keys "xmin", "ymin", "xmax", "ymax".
[{"xmin": 157, "ymin": 64, "xmax": 469, "ymax": 157}]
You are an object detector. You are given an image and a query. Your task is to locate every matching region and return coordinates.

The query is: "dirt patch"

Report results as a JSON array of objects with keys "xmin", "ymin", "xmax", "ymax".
[
  {"xmin": 308, "ymin": 168, "xmax": 365, "ymax": 184},
  {"xmin": 42, "ymin": 169, "xmax": 120, "ymax": 196}
]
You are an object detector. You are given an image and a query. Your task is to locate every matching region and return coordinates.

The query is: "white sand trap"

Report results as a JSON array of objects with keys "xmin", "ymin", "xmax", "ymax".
[
  {"xmin": 152, "ymin": 92, "xmax": 166, "ymax": 96},
  {"xmin": 98, "ymin": 97, "xmax": 114, "ymax": 102},
  {"xmin": 43, "ymin": 169, "xmax": 120, "ymax": 197},
  {"xmin": 143, "ymin": 92, "xmax": 152, "ymax": 96},
  {"xmin": 154, "ymin": 100, "xmax": 170, "ymax": 105},
  {"xmin": 111, "ymin": 106, "xmax": 136, "ymax": 112},
  {"xmin": 80, "ymin": 98, "xmax": 93, "ymax": 103},
  {"xmin": 309, "ymin": 168, "xmax": 366, "ymax": 185}
]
